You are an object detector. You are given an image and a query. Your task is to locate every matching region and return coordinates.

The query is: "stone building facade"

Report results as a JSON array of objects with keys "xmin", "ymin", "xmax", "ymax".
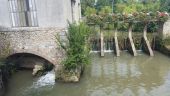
[
  {"xmin": 0, "ymin": 0, "xmax": 81, "ymax": 66},
  {"xmin": 0, "ymin": 0, "xmax": 81, "ymax": 28}
]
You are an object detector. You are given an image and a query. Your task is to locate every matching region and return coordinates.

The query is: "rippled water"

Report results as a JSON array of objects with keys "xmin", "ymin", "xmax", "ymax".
[{"xmin": 5, "ymin": 51, "xmax": 170, "ymax": 96}]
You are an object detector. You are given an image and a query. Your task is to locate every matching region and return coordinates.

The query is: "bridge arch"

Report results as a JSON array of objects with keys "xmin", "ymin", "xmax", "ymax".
[{"xmin": 6, "ymin": 52, "xmax": 55, "ymax": 69}]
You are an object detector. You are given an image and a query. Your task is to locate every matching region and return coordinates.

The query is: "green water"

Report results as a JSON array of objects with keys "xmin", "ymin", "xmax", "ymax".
[{"xmin": 5, "ymin": 51, "xmax": 170, "ymax": 96}]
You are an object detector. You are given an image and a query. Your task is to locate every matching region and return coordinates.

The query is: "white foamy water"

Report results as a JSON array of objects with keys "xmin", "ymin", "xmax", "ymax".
[
  {"xmin": 18, "ymin": 70, "xmax": 56, "ymax": 96},
  {"xmin": 32, "ymin": 70, "xmax": 55, "ymax": 88}
]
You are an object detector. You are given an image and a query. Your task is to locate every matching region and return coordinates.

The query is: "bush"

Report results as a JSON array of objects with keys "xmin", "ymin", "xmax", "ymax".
[
  {"xmin": 85, "ymin": 7, "xmax": 97, "ymax": 16},
  {"xmin": 56, "ymin": 23, "xmax": 91, "ymax": 70}
]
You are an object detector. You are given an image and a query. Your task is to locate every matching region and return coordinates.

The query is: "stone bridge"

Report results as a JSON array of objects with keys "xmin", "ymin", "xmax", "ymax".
[{"xmin": 0, "ymin": 27, "xmax": 65, "ymax": 67}]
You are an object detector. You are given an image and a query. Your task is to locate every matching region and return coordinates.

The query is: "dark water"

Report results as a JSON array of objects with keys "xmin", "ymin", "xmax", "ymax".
[{"xmin": 5, "ymin": 51, "xmax": 170, "ymax": 96}]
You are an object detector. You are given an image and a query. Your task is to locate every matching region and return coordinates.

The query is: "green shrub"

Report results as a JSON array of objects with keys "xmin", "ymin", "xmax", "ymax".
[
  {"xmin": 56, "ymin": 23, "xmax": 91, "ymax": 70},
  {"xmin": 85, "ymin": 7, "xmax": 97, "ymax": 16}
]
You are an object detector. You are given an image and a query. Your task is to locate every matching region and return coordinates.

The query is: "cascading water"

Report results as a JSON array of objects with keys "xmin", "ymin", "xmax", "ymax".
[
  {"xmin": 32, "ymin": 70, "xmax": 55, "ymax": 88},
  {"xmin": 19, "ymin": 70, "xmax": 56, "ymax": 96},
  {"xmin": 90, "ymin": 38, "xmax": 114, "ymax": 53}
]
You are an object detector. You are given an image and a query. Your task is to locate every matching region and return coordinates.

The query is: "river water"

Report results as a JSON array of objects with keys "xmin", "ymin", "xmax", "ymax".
[{"xmin": 4, "ymin": 51, "xmax": 170, "ymax": 96}]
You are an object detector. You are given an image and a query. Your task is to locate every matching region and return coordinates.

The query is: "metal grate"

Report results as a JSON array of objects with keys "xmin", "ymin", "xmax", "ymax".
[{"xmin": 9, "ymin": 0, "xmax": 38, "ymax": 27}]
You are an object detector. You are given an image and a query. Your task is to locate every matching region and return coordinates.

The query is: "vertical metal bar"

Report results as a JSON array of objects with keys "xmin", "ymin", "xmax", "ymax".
[
  {"xmin": 26, "ymin": 0, "xmax": 30, "ymax": 11},
  {"xmin": 9, "ymin": 1, "xmax": 14, "ymax": 26},
  {"xmin": 14, "ymin": 0, "xmax": 19, "ymax": 26},
  {"xmin": 30, "ymin": 0, "xmax": 34, "ymax": 26},
  {"xmin": 18, "ymin": 0, "xmax": 23, "ymax": 26},
  {"xmin": 33, "ymin": 0, "xmax": 38, "ymax": 26}
]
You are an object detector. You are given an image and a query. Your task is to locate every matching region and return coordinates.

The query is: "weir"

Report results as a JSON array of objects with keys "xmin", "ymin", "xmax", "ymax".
[{"xmin": 90, "ymin": 23, "xmax": 156, "ymax": 57}]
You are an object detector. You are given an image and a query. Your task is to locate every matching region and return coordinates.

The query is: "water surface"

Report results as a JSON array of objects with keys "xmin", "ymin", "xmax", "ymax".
[{"xmin": 5, "ymin": 51, "xmax": 170, "ymax": 96}]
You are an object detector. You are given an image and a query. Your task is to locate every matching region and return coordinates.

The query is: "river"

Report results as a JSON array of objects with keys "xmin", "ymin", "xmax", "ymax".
[{"xmin": 4, "ymin": 51, "xmax": 170, "ymax": 96}]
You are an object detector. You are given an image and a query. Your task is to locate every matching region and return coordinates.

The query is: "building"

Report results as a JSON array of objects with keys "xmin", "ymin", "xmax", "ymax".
[
  {"xmin": 0, "ymin": 0, "xmax": 82, "ymax": 68},
  {"xmin": 0, "ymin": 0, "xmax": 81, "ymax": 29}
]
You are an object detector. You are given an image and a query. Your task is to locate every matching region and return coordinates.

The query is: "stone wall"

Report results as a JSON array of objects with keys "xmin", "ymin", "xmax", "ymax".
[
  {"xmin": 0, "ymin": 27, "xmax": 66, "ymax": 66},
  {"xmin": 161, "ymin": 19, "xmax": 170, "ymax": 39},
  {"xmin": 0, "ymin": 69, "xmax": 4, "ymax": 96}
]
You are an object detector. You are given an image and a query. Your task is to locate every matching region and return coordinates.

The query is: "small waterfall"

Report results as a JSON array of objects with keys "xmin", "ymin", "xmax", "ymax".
[
  {"xmin": 20, "ymin": 70, "xmax": 56, "ymax": 96},
  {"xmin": 104, "ymin": 38, "xmax": 114, "ymax": 52},
  {"xmin": 32, "ymin": 70, "xmax": 55, "ymax": 88},
  {"xmin": 90, "ymin": 38, "xmax": 114, "ymax": 53}
]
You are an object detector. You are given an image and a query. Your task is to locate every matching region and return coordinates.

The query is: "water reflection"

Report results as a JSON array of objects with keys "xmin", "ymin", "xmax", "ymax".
[
  {"xmin": 88, "ymin": 52, "xmax": 170, "ymax": 96},
  {"xmin": 5, "ymin": 51, "xmax": 170, "ymax": 96}
]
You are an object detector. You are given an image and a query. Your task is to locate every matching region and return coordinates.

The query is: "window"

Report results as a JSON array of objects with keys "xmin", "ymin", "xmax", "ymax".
[{"xmin": 9, "ymin": 0, "xmax": 38, "ymax": 27}]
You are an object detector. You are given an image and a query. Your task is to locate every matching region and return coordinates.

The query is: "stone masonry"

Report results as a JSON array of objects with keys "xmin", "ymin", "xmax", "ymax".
[
  {"xmin": 163, "ymin": 19, "xmax": 170, "ymax": 38},
  {"xmin": 0, "ymin": 27, "xmax": 66, "ymax": 66}
]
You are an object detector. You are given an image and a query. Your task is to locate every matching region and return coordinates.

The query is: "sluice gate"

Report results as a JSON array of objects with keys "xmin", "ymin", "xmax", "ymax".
[{"xmin": 89, "ymin": 23, "xmax": 155, "ymax": 57}]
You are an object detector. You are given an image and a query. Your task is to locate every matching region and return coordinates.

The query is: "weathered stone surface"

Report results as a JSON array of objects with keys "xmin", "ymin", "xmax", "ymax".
[
  {"xmin": 0, "ymin": 28, "xmax": 65, "ymax": 66},
  {"xmin": 32, "ymin": 64, "xmax": 44, "ymax": 76},
  {"xmin": 162, "ymin": 19, "xmax": 170, "ymax": 38},
  {"xmin": 55, "ymin": 66, "xmax": 83, "ymax": 82}
]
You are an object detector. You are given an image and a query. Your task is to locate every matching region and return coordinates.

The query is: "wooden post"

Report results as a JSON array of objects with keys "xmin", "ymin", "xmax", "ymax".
[
  {"xmin": 142, "ymin": 23, "xmax": 154, "ymax": 56},
  {"xmin": 127, "ymin": 23, "xmax": 137, "ymax": 56},
  {"xmin": 114, "ymin": 28, "xmax": 120, "ymax": 56},
  {"xmin": 100, "ymin": 26, "xmax": 104, "ymax": 56}
]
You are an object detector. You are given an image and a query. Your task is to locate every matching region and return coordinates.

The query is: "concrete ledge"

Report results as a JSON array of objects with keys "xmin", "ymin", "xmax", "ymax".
[{"xmin": 0, "ymin": 27, "xmax": 66, "ymax": 32}]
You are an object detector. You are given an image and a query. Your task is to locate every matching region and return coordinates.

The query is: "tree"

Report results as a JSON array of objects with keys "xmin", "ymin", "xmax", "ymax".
[
  {"xmin": 99, "ymin": 6, "xmax": 112, "ymax": 15},
  {"xmin": 160, "ymin": 0, "xmax": 170, "ymax": 12},
  {"xmin": 84, "ymin": 7, "xmax": 97, "ymax": 16},
  {"xmin": 81, "ymin": 0, "xmax": 96, "ymax": 16},
  {"xmin": 95, "ymin": 0, "xmax": 112, "ymax": 11}
]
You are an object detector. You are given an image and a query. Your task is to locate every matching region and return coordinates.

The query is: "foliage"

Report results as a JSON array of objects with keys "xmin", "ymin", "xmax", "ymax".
[
  {"xmin": 82, "ymin": 0, "xmax": 169, "ymax": 33},
  {"xmin": 84, "ymin": 7, "xmax": 97, "ymax": 16},
  {"xmin": 162, "ymin": 37, "xmax": 170, "ymax": 45},
  {"xmin": 86, "ymin": 14, "xmax": 103, "ymax": 25},
  {"xmin": 86, "ymin": 11, "xmax": 169, "ymax": 25},
  {"xmin": 115, "ymin": 1, "xmax": 160, "ymax": 13},
  {"xmin": 95, "ymin": 0, "xmax": 112, "ymax": 11},
  {"xmin": 99, "ymin": 6, "xmax": 112, "ymax": 15},
  {"xmin": 56, "ymin": 23, "xmax": 91, "ymax": 70},
  {"xmin": 81, "ymin": 0, "xmax": 96, "ymax": 16},
  {"xmin": 160, "ymin": 0, "xmax": 170, "ymax": 12}
]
